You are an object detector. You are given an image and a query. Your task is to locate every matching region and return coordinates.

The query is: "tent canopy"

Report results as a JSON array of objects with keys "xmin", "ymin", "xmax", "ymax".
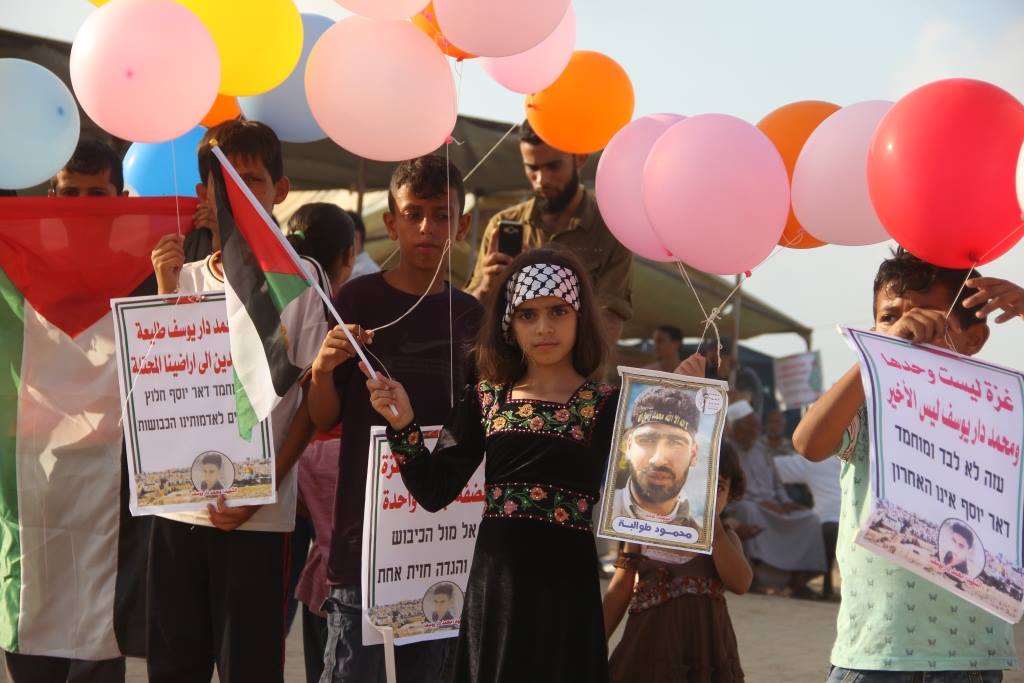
[
  {"xmin": 1, "ymin": 28, "xmax": 811, "ymax": 347},
  {"xmin": 276, "ymin": 189, "xmax": 812, "ymax": 345}
]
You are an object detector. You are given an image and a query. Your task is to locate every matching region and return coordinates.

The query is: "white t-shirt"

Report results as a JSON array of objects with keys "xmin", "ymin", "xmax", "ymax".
[
  {"xmin": 773, "ymin": 453, "xmax": 842, "ymax": 524},
  {"xmin": 350, "ymin": 250, "xmax": 381, "ymax": 280},
  {"xmin": 160, "ymin": 254, "xmax": 328, "ymax": 532}
]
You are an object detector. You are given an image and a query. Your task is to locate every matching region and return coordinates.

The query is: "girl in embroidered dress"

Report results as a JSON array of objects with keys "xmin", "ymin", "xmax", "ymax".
[
  {"xmin": 364, "ymin": 249, "xmax": 708, "ymax": 682},
  {"xmin": 603, "ymin": 442, "xmax": 752, "ymax": 682}
]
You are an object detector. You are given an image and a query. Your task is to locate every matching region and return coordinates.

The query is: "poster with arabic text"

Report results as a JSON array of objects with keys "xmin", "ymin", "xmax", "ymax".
[
  {"xmin": 844, "ymin": 327, "xmax": 1024, "ymax": 623},
  {"xmin": 111, "ymin": 293, "xmax": 276, "ymax": 515},
  {"xmin": 361, "ymin": 426, "xmax": 486, "ymax": 646}
]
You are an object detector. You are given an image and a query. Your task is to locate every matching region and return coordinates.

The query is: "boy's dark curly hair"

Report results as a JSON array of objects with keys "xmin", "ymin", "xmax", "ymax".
[{"xmin": 873, "ymin": 247, "xmax": 985, "ymax": 328}]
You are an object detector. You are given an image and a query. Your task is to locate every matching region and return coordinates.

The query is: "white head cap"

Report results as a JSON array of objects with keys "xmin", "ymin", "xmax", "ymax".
[{"xmin": 726, "ymin": 400, "xmax": 754, "ymax": 424}]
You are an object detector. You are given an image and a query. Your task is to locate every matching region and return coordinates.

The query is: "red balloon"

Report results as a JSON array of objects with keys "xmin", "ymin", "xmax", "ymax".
[{"xmin": 867, "ymin": 78, "xmax": 1024, "ymax": 268}]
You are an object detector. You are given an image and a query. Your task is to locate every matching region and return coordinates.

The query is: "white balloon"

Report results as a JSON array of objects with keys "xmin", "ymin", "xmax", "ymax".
[
  {"xmin": 1016, "ymin": 140, "xmax": 1024, "ymax": 218},
  {"xmin": 792, "ymin": 100, "xmax": 894, "ymax": 246}
]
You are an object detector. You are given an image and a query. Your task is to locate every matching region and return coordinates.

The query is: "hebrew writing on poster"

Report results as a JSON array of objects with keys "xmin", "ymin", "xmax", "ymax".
[
  {"xmin": 362, "ymin": 426, "xmax": 485, "ymax": 646},
  {"xmin": 844, "ymin": 327, "xmax": 1024, "ymax": 623},
  {"xmin": 112, "ymin": 293, "xmax": 275, "ymax": 515}
]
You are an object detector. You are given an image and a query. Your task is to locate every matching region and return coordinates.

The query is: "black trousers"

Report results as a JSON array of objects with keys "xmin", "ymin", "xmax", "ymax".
[
  {"xmin": 3, "ymin": 652, "xmax": 125, "ymax": 683},
  {"xmin": 146, "ymin": 517, "xmax": 289, "ymax": 683},
  {"xmin": 301, "ymin": 607, "xmax": 328, "ymax": 683}
]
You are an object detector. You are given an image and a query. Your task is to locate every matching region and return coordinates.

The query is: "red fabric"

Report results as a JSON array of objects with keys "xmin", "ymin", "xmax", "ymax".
[
  {"xmin": 222, "ymin": 170, "xmax": 304, "ymax": 277},
  {"xmin": 311, "ymin": 425, "xmax": 342, "ymax": 442},
  {"xmin": 0, "ymin": 197, "xmax": 196, "ymax": 338}
]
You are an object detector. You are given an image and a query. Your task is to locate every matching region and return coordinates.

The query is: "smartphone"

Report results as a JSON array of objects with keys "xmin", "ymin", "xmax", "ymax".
[{"xmin": 497, "ymin": 220, "xmax": 524, "ymax": 257}]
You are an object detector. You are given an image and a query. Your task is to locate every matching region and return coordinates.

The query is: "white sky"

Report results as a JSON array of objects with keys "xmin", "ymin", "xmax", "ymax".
[{"xmin": 2, "ymin": 0, "xmax": 1023, "ymax": 385}]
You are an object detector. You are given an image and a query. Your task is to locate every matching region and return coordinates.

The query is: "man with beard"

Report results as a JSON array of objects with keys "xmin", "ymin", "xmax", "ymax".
[
  {"xmin": 940, "ymin": 522, "xmax": 975, "ymax": 577},
  {"xmin": 466, "ymin": 121, "xmax": 633, "ymax": 345},
  {"xmin": 611, "ymin": 386, "xmax": 703, "ymax": 535}
]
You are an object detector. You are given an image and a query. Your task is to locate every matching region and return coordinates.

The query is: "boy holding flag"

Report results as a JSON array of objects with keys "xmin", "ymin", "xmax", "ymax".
[{"xmin": 148, "ymin": 120, "xmax": 328, "ymax": 683}]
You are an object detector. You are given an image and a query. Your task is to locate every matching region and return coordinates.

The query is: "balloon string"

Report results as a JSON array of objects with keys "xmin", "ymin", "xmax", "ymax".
[
  {"xmin": 117, "ymin": 334, "xmax": 160, "ymax": 428},
  {"xmin": 973, "ymin": 221, "xmax": 1024, "ymax": 265},
  {"xmin": 463, "ymin": 121, "xmax": 520, "ymax": 182},
  {"xmin": 446, "ymin": 132, "xmax": 455, "ymax": 407},
  {"xmin": 673, "ymin": 228, "xmax": 808, "ymax": 353},
  {"xmin": 675, "ymin": 262, "xmax": 745, "ymax": 358},
  {"xmin": 170, "ymin": 138, "xmax": 182, "ymax": 237},
  {"xmin": 941, "ymin": 262, "xmax": 979, "ymax": 356},
  {"xmin": 369, "ymin": 240, "xmax": 452, "ymax": 335},
  {"xmin": 377, "ymin": 246, "xmax": 400, "ymax": 270}
]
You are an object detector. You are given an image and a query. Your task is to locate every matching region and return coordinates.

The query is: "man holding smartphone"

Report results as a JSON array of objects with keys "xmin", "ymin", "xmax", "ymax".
[{"xmin": 466, "ymin": 121, "xmax": 634, "ymax": 345}]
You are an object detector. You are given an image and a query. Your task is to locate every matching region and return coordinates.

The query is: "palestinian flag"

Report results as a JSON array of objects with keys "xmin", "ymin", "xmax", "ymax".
[
  {"xmin": 0, "ymin": 197, "xmax": 194, "ymax": 658},
  {"xmin": 210, "ymin": 146, "xmax": 320, "ymax": 439}
]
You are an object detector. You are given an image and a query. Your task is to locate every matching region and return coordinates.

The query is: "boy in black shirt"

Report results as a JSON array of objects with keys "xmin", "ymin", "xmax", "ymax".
[{"xmin": 309, "ymin": 155, "xmax": 483, "ymax": 682}]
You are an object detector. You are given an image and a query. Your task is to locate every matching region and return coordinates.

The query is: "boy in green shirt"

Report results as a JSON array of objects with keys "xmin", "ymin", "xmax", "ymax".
[{"xmin": 794, "ymin": 248, "xmax": 1024, "ymax": 681}]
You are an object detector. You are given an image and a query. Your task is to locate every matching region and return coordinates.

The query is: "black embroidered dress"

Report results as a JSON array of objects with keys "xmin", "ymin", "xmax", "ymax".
[{"xmin": 388, "ymin": 379, "xmax": 619, "ymax": 683}]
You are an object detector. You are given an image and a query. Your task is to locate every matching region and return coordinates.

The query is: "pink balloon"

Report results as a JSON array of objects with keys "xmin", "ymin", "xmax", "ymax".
[
  {"xmin": 434, "ymin": 0, "xmax": 571, "ymax": 57},
  {"xmin": 70, "ymin": 0, "xmax": 219, "ymax": 143},
  {"xmin": 643, "ymin": 114, "xmax": 790, "ymax": 275},
  {"xmin": 596, "ymin": 114, "xmax": 684, "ymax": 262},
  {"xmin": 335, "ymin": 0, "xmax": 427, "ymax": 20},
  {"xmin": 306, "ymin": 18, "xmax": 457, "ymax": 162},
  {"xmin": 480, "ymin": 5, "xmax": 575, "ymax": 94},
  {"xmin": 792, "ymin": 101, "xmax": 893, "ymax": 246}
]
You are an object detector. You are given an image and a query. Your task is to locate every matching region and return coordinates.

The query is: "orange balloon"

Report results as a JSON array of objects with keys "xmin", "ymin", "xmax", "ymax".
[
  {"xmin": 757, "ymin": 100, "xmax": 840, "ymax": 249},
  {"xmin": 412, "ymin": 2, "xmax": 475, "ymax": 61},
  {"xmin": 526, "ymin": 50, "xmax": 634, "ymax": 154},
  {"xmin": 201, "ymin": 93, "xmax": 241, "ymax": 128}
]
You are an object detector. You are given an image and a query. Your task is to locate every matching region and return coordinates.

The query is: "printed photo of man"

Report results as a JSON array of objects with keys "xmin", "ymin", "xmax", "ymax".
[
  {"xmin": 192, "ymin": 452, "xmax": 231, "ymax": 494},
  {"xmin": 611, "ymin": 385, "xmax": 703, "ymax": 530},
  {"xmin": 425, "ymin": 583, "xmax": 459, "ymax": 623},
  {"xmin": 940, "ymin": 520, "xmax": 980, "ymax": 578}
]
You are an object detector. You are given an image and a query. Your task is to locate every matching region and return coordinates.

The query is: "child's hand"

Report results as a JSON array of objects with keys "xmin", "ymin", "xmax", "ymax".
[
  {"xmin": 152, "ymin": 234, "xmax": 184, "ymax": 295},
  {"xmin": 208, "ymin": 495, "xmax": 260, "ymax": 531},
  {"xmin": 312, "ymin": 325, "xmax": 373, "ymax": 379},
  {"xmin": 886, "ymin": 308, "xmax": 953, "ymax": 346},
  {"xmin": 673, "ymin": 353, "xmax": 706, "ymax": 378},
  {"xmin": 193, "ymin": 202, "xmax": 218, "ymax": 233},
  {"xmin": 964, "ymin": 277, "xmax": 1024, "ymax": 324},
  {"xmin": 361, "ymin": 363, "xmax": 414, "ymax": 429}
]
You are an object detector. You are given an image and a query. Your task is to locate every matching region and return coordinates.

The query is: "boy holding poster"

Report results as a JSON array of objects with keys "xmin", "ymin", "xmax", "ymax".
[
  {"xmin": 147, "ymin": 120, "xmax": 329, "ymax": 683},
  {"xmin": 308, "ymin": 155, "xmax": 482, "ymax": 683},
  {"xmin": 794, "ymin": 248, "xmax": 1023, "ymax": 681}
]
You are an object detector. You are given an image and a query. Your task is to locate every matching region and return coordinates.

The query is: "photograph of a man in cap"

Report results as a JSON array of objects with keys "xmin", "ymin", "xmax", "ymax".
[{"xmin": 611, "ymin": 385, "xmax": 704, "ymax": 532}]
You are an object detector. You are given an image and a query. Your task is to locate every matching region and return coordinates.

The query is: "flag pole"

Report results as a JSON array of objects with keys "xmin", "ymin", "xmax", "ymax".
[{"xmin": 211, "ymin": 145, "xmax": 398, "ymax": 416}]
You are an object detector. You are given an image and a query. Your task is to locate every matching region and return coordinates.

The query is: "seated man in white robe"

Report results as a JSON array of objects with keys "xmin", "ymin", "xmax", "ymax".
[{"xmin": 726, "ymin": 401, "xmax": 827, "ymax": 598}]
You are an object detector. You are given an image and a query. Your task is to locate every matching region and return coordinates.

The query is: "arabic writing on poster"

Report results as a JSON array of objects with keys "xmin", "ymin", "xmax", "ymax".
[
  {"xmin": 130, "ymin": 350, "xmax": 233, "ymax": 379},
  {"xmin": 134, "ymin": 316, "xmax": 229, "ymax": 343},
  {"xmin": 612, "ymin": 517, "xmax": 699, "ymax": 543},
  {"xmin": 844, "ymin": 327, "xmax": 1024, "ymax": 623},
  {"xmin": 881, "ymin": 353, "xmax": 1019, "ymax": 464},
  {"xmin": 362, "ymin": 428, "xmax": 485, "ymax": 647},
  {"xmin": 112, "ymin": 293, "xmax": 275, "ymax": 516}
]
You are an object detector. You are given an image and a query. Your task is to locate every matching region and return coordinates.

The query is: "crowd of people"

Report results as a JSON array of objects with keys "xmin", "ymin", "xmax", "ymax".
[{"xmin": 3, "ymin": 113, "xmax": 1024, "ymax": 683}]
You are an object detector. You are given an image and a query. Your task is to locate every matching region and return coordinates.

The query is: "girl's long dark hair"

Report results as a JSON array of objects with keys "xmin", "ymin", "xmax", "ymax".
[{"xmin": 475, "ymin": 248, "xmax": 606, "ymax": 386}]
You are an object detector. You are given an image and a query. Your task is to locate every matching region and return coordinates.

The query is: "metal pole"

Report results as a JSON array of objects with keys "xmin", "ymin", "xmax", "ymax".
[{"xmin": 356, "ymin": 158, "xmax": 366, "ymax": 215}]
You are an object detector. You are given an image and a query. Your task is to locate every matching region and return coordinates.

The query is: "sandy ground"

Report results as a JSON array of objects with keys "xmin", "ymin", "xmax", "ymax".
[{"xmin": 2, "ymin": 590, "xmax": 1019, "ymax": 682}]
